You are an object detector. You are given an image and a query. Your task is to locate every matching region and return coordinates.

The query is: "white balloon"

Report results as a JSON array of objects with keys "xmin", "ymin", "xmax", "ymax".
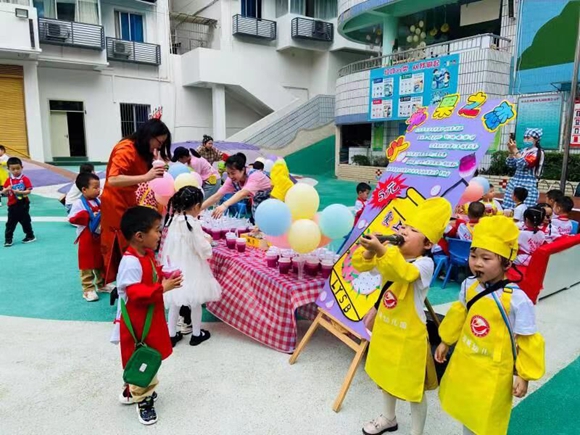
[
  {"xmin": 415, "ymin": 28, "xmax": 421, "ymax": 35},
  {"xmin": 421, "ymin": 32, "xmax": 426, "ymax": 39},
  {"xmin": 410, "ymin": 25, "xmax": 416, "ymax": 32},
  {"xmin": 419, "ymin": 20, "xmax": 424, "ymax": 28},
  {"xmin": 407, "ymin": 35, "xmax": 413, "ymax": 43},
  {"xmin": 264, "ymin": 159, "xmax": 275, "ymax": 172},
  {"xmin": 413, "ymin": 35, "xmax": 419, "ymax": 42}
]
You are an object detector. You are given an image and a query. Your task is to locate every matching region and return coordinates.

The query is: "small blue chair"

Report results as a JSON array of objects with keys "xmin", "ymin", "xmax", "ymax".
[
  {"xmin": 571, "ymin": 220, "xmax": 579, "ymax": 235},
  {"xmin": 442, "ymin": 238, "xmax": 472, "ymax": 288},
  {"xmin": 431, "ymin": 254, "xmax": 449, "ymax": 286}
]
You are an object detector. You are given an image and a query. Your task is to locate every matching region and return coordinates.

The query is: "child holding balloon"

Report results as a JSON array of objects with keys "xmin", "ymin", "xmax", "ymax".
[{"xmin": 171, "ymin": 147, "xmax": 220, "ymax": 197}]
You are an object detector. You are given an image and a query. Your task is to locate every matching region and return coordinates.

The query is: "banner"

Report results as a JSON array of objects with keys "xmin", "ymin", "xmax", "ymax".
[
  {"xmin": 369, "ymin": 54, "xmax": 459, "ymax": 122},
  {"xmin": 317, "ymin": 93, "xmax": 517, "ymax": 340},
  {"xmin": 515, "ymin": 94, "xmax": 562, "ymax": 150}
]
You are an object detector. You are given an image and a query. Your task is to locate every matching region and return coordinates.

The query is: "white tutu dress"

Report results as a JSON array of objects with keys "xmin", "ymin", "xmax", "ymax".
[{"xmin": 160, "ymin": 214, "xmax": 222, "ymax": 307}]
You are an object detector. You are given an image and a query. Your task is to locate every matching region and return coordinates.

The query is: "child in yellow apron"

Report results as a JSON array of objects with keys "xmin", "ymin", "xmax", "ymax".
[
  {"xmin": 353, "ymin": 197, "xmax": 452, "ymax": 435},
  {"xmin": 434, "ymin": 216, "xmax": 545, "ymax": 435}
]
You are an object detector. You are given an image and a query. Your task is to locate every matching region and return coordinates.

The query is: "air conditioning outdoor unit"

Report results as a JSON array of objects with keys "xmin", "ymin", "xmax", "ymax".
[
  {"xmin": 46, "ymin": 22, "xmax": 69, "ymax": 40},
  {"xmin": 113, "ymin": 40, "xmax": 132, "ymax": 57},
  {"xmin": 313, "ymin": 20, "xmax": 330, "ymax": 40}
]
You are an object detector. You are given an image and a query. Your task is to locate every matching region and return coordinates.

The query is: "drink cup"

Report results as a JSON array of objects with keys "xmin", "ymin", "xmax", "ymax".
[
  {"xmin": 162, "ymin": 266, "xmax": 182, "ymax": 280},
  {"xmin": 305, "ymin": 257, "xmax": 320, "ymax": 277},
  {"xmin": 321, "ymin": 260, "xmax": 334, "ymax": 279},
  {"xmin": 152, "ymin": 160, "xmax": 165, "ymax": 169},
  {"xmin": 236, "ymin": 237, "xmax": 247, "ymax": 253},
  {"xmin": 211, "ymin": 227, "xmax": 221, "ymax": 241},
  {"xmin": 226, "ymin": 232, "xmax": 237, "ymax": 249},
  {"xmin": 221, "ymin": 228, "xmax": 229, "ymax": 239},
  {"xmin": 278, "ymin": 257, "xmax": 291, "ymax": 274},
  {"xmin": 266, "ymin": 251, "xmax": 278, "ymax": 268},
  {"xmin": 292, "ymin": 256, "xmax": 305, "ymax": 274}
]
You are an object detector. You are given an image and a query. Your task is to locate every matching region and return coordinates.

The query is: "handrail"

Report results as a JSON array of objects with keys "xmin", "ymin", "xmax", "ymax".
[{"xmin": 338, "ymin": 33, "xmax": 511, "ymax": 77}]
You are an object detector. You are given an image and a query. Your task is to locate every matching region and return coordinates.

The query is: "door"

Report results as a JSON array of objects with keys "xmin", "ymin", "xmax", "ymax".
[
  {"xmin": 0, "ymin": 65, "xmax": 29, "ymax": 158},
  {"xmin": 66, "ymin": 112, "xmax": 87, "ymax": 157},
  {"xmin": 50, "ymin": 112, "xmax": 70, "ymax": 157}
]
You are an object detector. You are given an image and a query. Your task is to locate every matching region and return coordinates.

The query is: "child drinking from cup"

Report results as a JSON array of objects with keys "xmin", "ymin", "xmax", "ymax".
[{"xmin": 160, "ymin": 186, "xmax": 222, "ymax": 346}]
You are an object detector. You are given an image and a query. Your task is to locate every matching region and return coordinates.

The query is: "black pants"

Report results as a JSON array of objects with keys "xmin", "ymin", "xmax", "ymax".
[{"xmin": 5, "ymin": 201, "xmax": 34, "ymax": 242}]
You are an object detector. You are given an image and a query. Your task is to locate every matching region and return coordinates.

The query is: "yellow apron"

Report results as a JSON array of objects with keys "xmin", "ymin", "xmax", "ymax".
[
  {"xmin": 0, "ymin": 163, "xmax": 8, "ymax": 186},
  {"xmin": 439, "ymin": 282, "xmax": 515, "ymax": 435},
  {"xmin": 365, "ymin": 281, "xmax": 428, "ymax": 403}
]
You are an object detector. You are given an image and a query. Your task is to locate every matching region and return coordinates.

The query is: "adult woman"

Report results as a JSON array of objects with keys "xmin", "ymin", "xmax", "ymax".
[
  {"xmin": 202, "ymin": 153, "xmax": 271, "ymax": 219},
  {"xmin": 196, "ymin": 134, "xmax": 223, "ymax": 165},
  {"xmin": 503, "ymin": 128, "xmax": 545, "ymax": 210},
  {"xmin": 100, "ymin": 119, "xmax": 172, "ymax": 282},
  {"xmin": 171, "ymin": 146, "xmax": 221, "ymax": 198}
]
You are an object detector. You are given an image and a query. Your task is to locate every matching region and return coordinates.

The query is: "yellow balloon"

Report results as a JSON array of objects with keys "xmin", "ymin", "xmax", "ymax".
[
  {"xmin": 174, "ymin": 173, "xmax": 199, "ymax": 190},
  {"xmin": 285, "ymin": 183, "xmax": 319, "ymax": 220},
  {"xmin": 287, "ymin": 219, "xmax": 321, "ymax": 254}
]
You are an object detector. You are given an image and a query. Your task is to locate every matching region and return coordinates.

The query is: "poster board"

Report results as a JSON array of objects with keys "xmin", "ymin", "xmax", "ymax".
[
  {"xmin": 571, "ymin": 101, "xmax": 580, "ymax": 148},
  {"xmin": 515, "ymin": 94, "xmax": 562, "ymax": 150},
  {"xmin": 317, "ymin": 92, "xmax": 517, "ymax": 340}
]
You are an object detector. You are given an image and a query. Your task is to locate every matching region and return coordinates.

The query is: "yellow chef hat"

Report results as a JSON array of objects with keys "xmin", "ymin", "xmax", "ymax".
[
  {"xmin": 270, "ymin": 159, "xmax": 294, "ymax": 201},
  {"xmin": 405, "ymin": 197, "xmax": 452, "ymax": 243},
  {"xmin": 471, "ymin": 216, "xmax": 519, "ymax": 261}
]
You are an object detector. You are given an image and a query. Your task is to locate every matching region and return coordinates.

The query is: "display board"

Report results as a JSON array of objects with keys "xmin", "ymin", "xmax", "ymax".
[{"xmin": 515, "ymin": 93, "xmax": 562, "ymax": 150}]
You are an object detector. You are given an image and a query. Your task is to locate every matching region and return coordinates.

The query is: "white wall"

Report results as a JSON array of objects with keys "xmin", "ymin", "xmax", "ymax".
[{"xmin": 0, "ymin": 3, "xmax": 41, "ymax": 54}]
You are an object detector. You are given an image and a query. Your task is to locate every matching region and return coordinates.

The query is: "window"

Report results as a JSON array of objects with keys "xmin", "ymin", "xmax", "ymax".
[
  {"xmin": 275, "ymin": 0, "xmax": 287, "ymax": 18},
  {"xmin": 290, "ymin": 0, "xmax": 336, "ymax": 19},
  {"xmin": 120, "ymin": 103, "xmax": 150, "ymax": 137},
  {"xmin": 33, "ymin": 0, "xmax": 99, "ymax": 24},
  {"xmin": 115, "ymin": 11, "xmax": 144, "ymax": 42},
  {"xmin": 241, "ymin": 0, "xmax": 261, "ymax": 19}
]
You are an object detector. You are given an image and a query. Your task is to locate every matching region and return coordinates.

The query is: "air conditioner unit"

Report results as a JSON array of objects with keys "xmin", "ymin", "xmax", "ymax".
[
  {"xmin": 46, "ymin": 22, "xmax": 69, "ymax": 40},
  {"xmin": 312, "ymin": 20, "xmax": 330, "ymax": 40},
  {"xmin": 113, "ymin": 40, "xmax": 132, "ymax": 57}
]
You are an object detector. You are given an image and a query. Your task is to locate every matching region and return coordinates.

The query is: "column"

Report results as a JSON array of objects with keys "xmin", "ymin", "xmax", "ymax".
[
  {"xmin": 212, "ymin": 84, "xmax": 226, "ymax": 140},
  {"xmin": 381, "ymin": 15, "xmax": 398, "ymax": 56},
  {"xmin": 22, "ymin": 61, "xmax": 45, "ymax": 162}
]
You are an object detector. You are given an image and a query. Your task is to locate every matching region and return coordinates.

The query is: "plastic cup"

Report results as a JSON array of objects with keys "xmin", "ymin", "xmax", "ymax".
[
  {"xmin": 278, "ymin": 257, "xmax": 291, "ymax": 274},
  {"xmin": 236, "ymin": 237, "xmax": 247, "ymax": 253},
  {"xmin": 152, "ymin": 160, "xmax": 165, "ymax": 168},
  {"xmin": 221, "ymin": 228, "xmax": 229, "ymax": 239},
  {"xmin": 211, "ymin": 228, "xmax": 221, "ymax": 241},
  {"xmin": 162, "ymin": 266, "xmax": 182, "ymax": 280},
  {"xmin": 266, "ymin": 251, "xmax": 278, "ymax": 268},
  {"xmin": 292, "ymin": 256, "xmax": 305, "ymax": 274},
  {"xmin": 305, "ymin": 258, "xmax": 320, "ymax": 277},
  {"xmin": 226, "ymin": 232, "xmax": 237, "ymax": 249},
  {"xmin": 321, "ymin": 260, "xmax": 334, "ymax": 279}
]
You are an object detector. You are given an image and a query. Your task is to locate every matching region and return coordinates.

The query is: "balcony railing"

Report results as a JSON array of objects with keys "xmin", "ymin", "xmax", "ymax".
[
  {"xmin": 106, "ymin": 37, "xmax": 161, "ymax": 66},
  {"xmin": 232, "ymin": 14, "xmax": 276, "ymax": 40},
  {"xmin": 291, "ymin": 17, "xmax": 333, "ymax": 42},
  {"xmin": 38, "ymin": 17, "xmax": 104, "ymax": 50},
  {"xmin": 338, "ymin": 33, "xmax": 511, "ymax": 77},
  {"xmin": 1, "ymin": 0, "xmax": 31, "ymax": 5}
]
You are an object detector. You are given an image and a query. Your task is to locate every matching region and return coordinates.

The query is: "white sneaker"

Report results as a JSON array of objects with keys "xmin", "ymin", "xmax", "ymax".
[
  {"xmin": 362, "ymin": 415, "xmax": 398, "ymax": 435},
  {"xmin": 177, "ymin": 317, "xmax": 193, "ymax": 335},
  {"xmin": 98, "ymin": 283, "xmax": 116, "ymax": 293},
  {"xmin": 83, "ymin": 291, "xmax": 99, "ymax": 302}
]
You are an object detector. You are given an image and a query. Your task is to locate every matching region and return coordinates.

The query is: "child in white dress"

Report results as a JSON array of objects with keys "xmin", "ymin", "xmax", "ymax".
[{"xmin": 160, "ymin": 186, "xmax": 222, "ymax": 346}]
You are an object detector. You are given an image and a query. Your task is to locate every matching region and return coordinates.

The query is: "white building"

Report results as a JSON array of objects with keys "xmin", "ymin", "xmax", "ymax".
[{"xmin": 0, "ymin": 0, "xmax": 372, "ymax": 163}]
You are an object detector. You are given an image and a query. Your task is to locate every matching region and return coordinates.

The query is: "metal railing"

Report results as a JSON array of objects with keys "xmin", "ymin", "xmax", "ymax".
[
  {"xmin": 38, "ymin": 17, "xmax": 104, "ymax": 50},
  {"xmin": 106, "ymin": 37, "xmax": 161, "ymax": 66},
  {"xmin": 232, "ymin": 14, "xmax": 276, "ymax": 40},
  {"xmin": 338, "ymin": 33, "xmax": 511, "ymax": 77},
  {"xmin": 1, "ymin": 0, "xmax": 30, "ymax": 5},
  {"xmin": 291, "ymin": 17, "xmax": 333, "ymax": 42}
]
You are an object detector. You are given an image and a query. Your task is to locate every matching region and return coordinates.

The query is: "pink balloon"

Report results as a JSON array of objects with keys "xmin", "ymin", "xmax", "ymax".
[
  {"xmin": 155, "ymin": 193, "xmax": 171, "ymax": 206},
  {"xmin": 192, "ymin": 172, "xmax": 203, "ymax": 188},
  {"xmin": 266, "ymin": 234, "xmax": 291, "ymax": 249},
  {"xmin": 462, "ymin": 181, "xmax": 484, "ymax": 203},
  {"xmin": 149, "ymin": 172, "xmax": 175, "ymax": 197}
]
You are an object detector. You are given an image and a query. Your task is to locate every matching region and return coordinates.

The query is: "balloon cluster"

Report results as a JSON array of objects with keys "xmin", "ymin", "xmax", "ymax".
[
  {"xmin": 148, "ymin": 161, "xmax": 203, "ymax": 206},
  {"xmin": 459, "ymin": 176, "xmax": 490, "ymax": 204},
  {"xmin": 255, "ymin": 183, "xmax": 354, "ymax": 254}
]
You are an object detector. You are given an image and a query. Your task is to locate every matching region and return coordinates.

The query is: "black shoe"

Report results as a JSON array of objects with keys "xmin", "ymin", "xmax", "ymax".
[
  {"xmin": 136, "ymin": 396, "xmax": 158, "ymax": 425},
  {"xmin": 110, "ymin": 287, "xmax": 118, "ymax": 306},
  {"xmin": 189, "ymin": 329, "xmax": 211, "ymax": 346},
  {"xmin": 179, "ymin": 305, "xmax": 192, "ymax": 324},
  {"xmin": 22, "ymin": 236, "xmax": 36, "ymax": 244},
  {"xmin": 4, "ymin": 241, "xmax": 12, "ymax": 247},
  {"xmin": 170, "ymin": 331, "xmax": 183, "ymax": 347}
]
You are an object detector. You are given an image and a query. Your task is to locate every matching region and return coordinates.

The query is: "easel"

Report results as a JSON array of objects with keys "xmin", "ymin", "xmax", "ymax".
[{"xmin": 289, "ymin": 308, "xmax": 368, "ymax": 412}]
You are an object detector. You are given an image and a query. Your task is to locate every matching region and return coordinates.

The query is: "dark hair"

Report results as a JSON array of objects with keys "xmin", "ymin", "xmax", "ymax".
[
  {"xmin": 202, "ymin": 135, "xmax": 213, "ymax": 145},
  {"xmin": 171, "ymin": 146, "xmax": 190, "ymax": 162},
  {"xmin": 128, "ymin": 119, "xmax": 172, "ymax": 166},
  {"xmin": 0, "ymin": 145, "xmax": 5, "ymax": 152},
  {"xmin": 546, "ymin": 189, "xmax": 564, "ymax": 202},
  {"xmin": 225, "ymin": 153, "xmax": 247, "ymax": 172},
  {"xmin": 513, "ymin": 187, "xmax": 528, "ymax": 203},
  {"xmin": 252, "ymin": 161, "xmax": 264, "ymax": 171},
  {"xmin": 189, "ymin": 148, "xmax": 201, "ymax": 158},
  {"xmin": 555, "ymin": 196, "xmax": 574, "ymax": 213},
  {"xmin": 531, "ymin": 140, "xmax": 544, "ymax": 178},
  {"xmin": 79, "ymin": 163, "xmax": 94, "ymax": 174},
  {"xmin": 7, "ymin": 157, "xmax": 22, "ymax": 168},
  {"xmin": 165, "ymin": 186, "xmax": 204, "ymax": 231},
  {"xmin": 467, "ymin": 201, "xmax": 485, "ymax": 219},
  {"xmin": 120, "ymin": 206, "xmax": 162, "ymax": 241},
  {"xmin": 523, "ymin": 206, "xmax": 545, "ymax": 232},
  {"xmin": 489, "ymin": 183, "xmax": 494, "ymax": 188},
  {"xmin": 357, "ymin": 182, "xmax": 371, "ymax": 194},
  {"xmin": 75, "ymin": 172, "xmax": 100, "ymax": 190}
]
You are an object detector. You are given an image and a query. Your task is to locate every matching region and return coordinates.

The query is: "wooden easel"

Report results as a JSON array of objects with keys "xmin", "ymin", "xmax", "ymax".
[{"xmin": 289, "ymin": 308, "xmax": 368, "ymax": 412}]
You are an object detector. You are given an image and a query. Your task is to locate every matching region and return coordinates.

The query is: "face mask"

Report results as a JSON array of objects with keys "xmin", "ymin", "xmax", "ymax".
[{"xmin": 523, "ymin": 140, "xmax": 534, "ymax": 147}]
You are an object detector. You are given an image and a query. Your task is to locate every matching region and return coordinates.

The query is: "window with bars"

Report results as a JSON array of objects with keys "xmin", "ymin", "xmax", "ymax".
[{"xmin": 120, "ymin": 103, "xmax": 150, "ymax": 137}]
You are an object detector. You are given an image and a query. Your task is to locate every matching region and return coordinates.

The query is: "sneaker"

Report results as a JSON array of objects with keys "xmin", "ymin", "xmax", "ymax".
[
  {"xmin": 83, "ymin": 291, "xmax": 99, "ymax": 302},
  {"xmin": 98, "ymin": 283, "xmax": 116, "ymax": 293},
  {"xmin": 4, "ymin": 241, "xmax": 12, "ymax": 247},
  {"xmin": 22, "ymin": 236, "xmax": 36, "ymax": 244},
  {"xmin": 189, "ymin": 329, "xmax": 211, "ymax": 346},
  {"xmin": 119, "ymin": 385, "xmax": 157, "ymax": 405},
  {"xmin": 362, "ymin": 415, "xmax": 398, "ymax": 435},
  {"xmin": 170, "ymin": 331, "xmax": 183, "ymax": 347},
  {"xmin": 136, "ymin": 396, "xmax": 158, "ymax": 425},
  {"xmin": 179, "ymin": 320, "xmax": 193, "ymax": 335}
]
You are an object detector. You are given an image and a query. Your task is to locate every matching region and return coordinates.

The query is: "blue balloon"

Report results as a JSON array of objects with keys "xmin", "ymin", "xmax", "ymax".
[
  {"xmin": 255, "ymin": 199, "xmax": 292, "ymax": 237},
  {"xmin": 319, "ymin": 204, "xmax": 354, "ymax": 239},
  {"xmin": 471, "ymin": 176, "xmax": 490, "ymax": 195},
  {"xmin": 168, "ymin": 163, "xmax": 190, "ymax": 179}
]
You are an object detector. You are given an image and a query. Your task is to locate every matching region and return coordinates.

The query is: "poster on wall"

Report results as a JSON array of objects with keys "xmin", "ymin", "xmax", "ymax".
[
  {"xmin": 318, "ymin": 93, "xmax": 517, "ymax": 339},
  {"xmin": 372, "ymin": 123, "xmax": 384, "ymax": 151},
  {"xmin": 368, "ymin": 54, "xmax": 460, "ymax": 122},
  {"xmin": 515, "ymin": 94, "xmax": 562, "ymax": 150},
  {"xmin": 571, "ymin": 101, "xmax": 580, "ymax": 148}
]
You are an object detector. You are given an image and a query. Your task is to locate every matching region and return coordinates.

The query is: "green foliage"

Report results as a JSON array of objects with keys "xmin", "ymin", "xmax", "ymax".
[
  {"xmin": 351, "ymin": 155, "xmax": 389, "ymax": 167},
  {"xmin": 351, "ymin": 154, "xmax": 371, "ymax": 166},
  {"xmin": 481, "ymin": 151, "xmax": 580, "ymax": 182}
]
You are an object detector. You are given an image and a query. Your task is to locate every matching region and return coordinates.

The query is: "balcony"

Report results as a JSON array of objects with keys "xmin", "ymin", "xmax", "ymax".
[
  {"xmin": 106, "ymin": 37, "xmax": 161, "ymax": 66},
  {"xmin": 232, "ymin": 14, "xmax": 276, "ymax": 41},
  {"xmin": 291, "ymin": 17, "xmax": 333, "ymax": 42},
  {"xmin": 38, "ymin": 18, "xmax": 104, "ymax": 50}
]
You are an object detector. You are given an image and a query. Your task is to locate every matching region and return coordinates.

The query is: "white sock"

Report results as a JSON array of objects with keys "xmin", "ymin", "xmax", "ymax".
[
  {"xmin": 190, "ymin": 304, "xmax": 202, "ymax": 336},
  {"xmin": 410, "ymin": 394, "xmax": 428, "ymax": 435},
  {"xmin": 463, "ymin": 426, "xmax": 475, "ymax": 435},
  {"xmin": 168, "ymin": 304, "xmax": 180, "ymax": 337},
  {"xmin": 382, "ymin": 391, "xmax": 397, "ymax": 421}
]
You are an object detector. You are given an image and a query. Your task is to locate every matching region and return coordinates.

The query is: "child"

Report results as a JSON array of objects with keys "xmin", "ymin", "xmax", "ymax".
[
  {"xmin": 514, "ymin": 207, "xmax": 546, "ymax": 267},
  {"xmin": 113, "ymin": 206, "xmax": 182, "ymax": 425},
  {"xmin": 354, "ymin": 182, "xmax": 371, "ymax": 225},
  {"xmin": 511, "ymin": 187, "xmax": 528, "ymax": 222},
  {"xmin": 172, "ymin": 146, "xmax": 221, "ymax": 198},
  {"xmin": 536, "ymin": 202, "xmax": 553, "ymax": 236},
  {"xmin": 160, "ymin": 186, "xmax": 221, "ymax": 346},
  {"xmin": 65, "ymin": 163, "xmax": 101, "ymax": 213},
  {"xmin": 435, "ymin": 216, "xmax": 545, "ymax": 435},
  {"xmin": 481, "ymin": 183, "xmax": 503, "ymax": 216},
  {"xmin": 354, "ymin": 197, "xmax": 452, "ymax": 435},
  {"xmin": 68, "ymin": 172, "xmax": 111, "ymax": 301},
  {"xmin": 545, "ymin": 189, "xmax": 564, "ymax": 210},
  {"xmin": 0, "ymin": 145, "xmax": 9, "ymax": 206},
  {"xmin": 550, "ymin": 195, "xmax": 574, "ymax": 240},
  {"xmin": 1, "ymin": 157, "xmax": 35, "ymax": 247},
  {"xmin": 447, "ymin": 201, "xmax": 484, "ymax": 241}
]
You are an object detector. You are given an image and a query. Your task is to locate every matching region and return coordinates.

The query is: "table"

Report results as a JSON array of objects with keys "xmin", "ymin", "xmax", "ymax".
[{"xmin": 206, "ymin": 241, "xmax": 326, "ymax": 353}]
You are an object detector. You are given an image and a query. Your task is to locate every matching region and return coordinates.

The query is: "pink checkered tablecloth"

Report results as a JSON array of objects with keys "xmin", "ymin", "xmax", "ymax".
[{"xmin": 206, "ymin": 242, "xmax": 325, "ymax": 353}]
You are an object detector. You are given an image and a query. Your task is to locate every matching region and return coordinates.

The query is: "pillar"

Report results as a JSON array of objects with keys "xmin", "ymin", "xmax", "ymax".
[
  {"xmin": 381, "ymin": 15, "xmax": 398, "ymax": 56},
  {"xmin": 212, "ymin": 84, "xmax": 226, "ymax": 140},
  {"xmin": 22, "ymin": 61, "xmax": 45, "ymax": 161}
]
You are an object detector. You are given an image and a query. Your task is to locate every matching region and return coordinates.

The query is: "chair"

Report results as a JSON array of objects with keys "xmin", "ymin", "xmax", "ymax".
[
  {"xmin": 572, "ymin": 220, "xmax": 579, "ymax": 235},
  {"xmin": 430, "ymin": 254, "xmax": 449, "ymax": 286},
  {"xmin": 442, "ymin": 239, "xmax": 472, "ymax": 288}
]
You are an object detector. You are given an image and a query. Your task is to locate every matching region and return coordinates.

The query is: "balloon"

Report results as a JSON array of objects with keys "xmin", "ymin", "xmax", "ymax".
[
  {"xmin": 168, "ymin": 162, "xmax": 190, "ymax": 179},
  {"xmin": 266, "ymin": 234, "xmax": 291, "ymax": 249},
  {"xmin": 285, "ymin": 183, "xmax": 319, "ymax": 220},
  {"xmin": 462, "ymin": 181, "xmax": 484, "ymax": 203},
  {"xmin": 264, "ymin": 159, "xmax": 275, "ymax": 173},
  {"xmin": 255, "ymin": 157, "xmax": 266, "ymax": 164},
  {"xmin": 470, "ymin": 176, "xmax": 490, "ymax": 194},
  {"xmin": 149, "ymin": 172, "xmax": 175, "ymax": 197},
  {"xmin": 313, "ymin": 213, "xmax": 332, "ymax": 247},
  {"xmin": 155, "ymin": 193, "xmax": 170, "ymax": 206},
  {"xmin": 174, "ymin": 173, "xmax": 199, "ymax": 191},
  {"xmin": 255, "ymin": 199, "xmax": 292, "ymax": 236},
  {"xmin": 191, "ymin": 172, "xmax": 203, "ymax": 188},
  {"xmin": 318, "ymin": 204, "xmax": 354, "ymax": 239},
  {"xmin": 287, "ymin": 219, "xmax": 321, "ymax": 254}
]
